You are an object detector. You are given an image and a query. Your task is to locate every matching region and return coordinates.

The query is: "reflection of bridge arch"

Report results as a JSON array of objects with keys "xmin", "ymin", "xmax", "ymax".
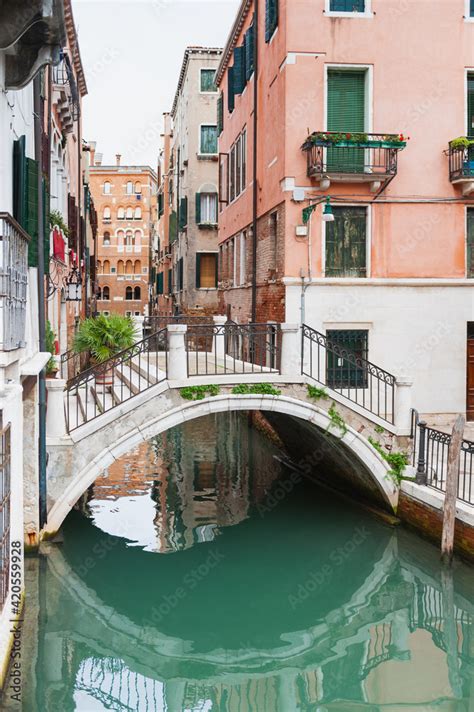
[{"xmin": 46, "ymin": 390, "xmax": 397, "ymax": 535}]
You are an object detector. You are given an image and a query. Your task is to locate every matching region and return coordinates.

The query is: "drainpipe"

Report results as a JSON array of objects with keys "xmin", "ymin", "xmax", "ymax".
[
  {"xmin": 34, "ymin": 73, "xmax": 47, "ymax": 529},
  {"xmin": 251, "ymin": 0, "xmax": 259, "ymax": 324}
]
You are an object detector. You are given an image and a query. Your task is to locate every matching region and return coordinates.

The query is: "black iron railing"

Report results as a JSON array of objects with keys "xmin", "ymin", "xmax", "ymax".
[
  {"xmin": 186, "ymin": 322, "xmax": 280, "ymax": 377},
  {"xmin": 0, "ymin": 424, "xmax": 11, "ymax": 608},
  {"xmin": 410, "ymin": 410, "xmax": 474, "ymax": 505},
  {"xmin": 302, "ymin": 324, "xmax": 396, "ymax": 423},
  {"xmin": 302, "ymin": 132, "xmax": 404, "ymax": 180},
  {"xmin": 65, "ymin": 329, "xmax": 167, "ymax": 432},
  {"xmin": 448, "ymin": 137, "xmax": 474, "ymax": 182},
  {"xmin": 60, "ymin": 349, "xmax": 89, "ymax": 381}
]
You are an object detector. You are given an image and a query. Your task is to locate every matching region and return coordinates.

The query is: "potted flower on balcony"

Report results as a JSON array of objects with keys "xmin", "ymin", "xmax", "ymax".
[
  {"xmin": 73, "ymin": 314, "xmax": 136, "ymax": 388},
  {"xmin": 45, "ymin": 320, "xmax": 59, "ymax": 378},
  {"xmin": 305, "ymin": 131, "xmax": 407, "ymax": 149},
  {"xmin": 451, "ymin": 137, "xmax": 474, "ymax": 174}
]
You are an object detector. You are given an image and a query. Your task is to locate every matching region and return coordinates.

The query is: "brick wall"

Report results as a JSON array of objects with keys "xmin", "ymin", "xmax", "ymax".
[{"xmin": 218, "ymin": 202, "xmax": 286, "ymax": 323}]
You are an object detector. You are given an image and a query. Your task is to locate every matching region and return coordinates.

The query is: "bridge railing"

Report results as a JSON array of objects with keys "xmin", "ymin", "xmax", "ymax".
[
  {"xmin": 65, "ymin": 328, "xmax": 168, "ymax": 432},
  {"xmin": 301, "ymin": 324, "xmax": 396, "ymax": 424}
]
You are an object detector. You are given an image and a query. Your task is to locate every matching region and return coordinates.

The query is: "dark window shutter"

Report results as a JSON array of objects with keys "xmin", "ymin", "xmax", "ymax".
[
  {"xmin": 157, "ymin": 272, "xmax": 164, "ymax": 295},
  {"xmin": 179, "ymin": 196, "xmax": 188, "ymax": 229},
  {"xmin": 43, "ymin": 177, "xmax": 50, "ymax": 275},
  {"xmin": 233, "ymin": 46, "xmax": 246, "ymax": 95},
  {"xmin": 169, "ymin": 210, "xmax": 177, "ymax": 243},
  {"xmin": 325, "ymin": 207, "xmax": 367, "ymax": 278},
  {"xmin": 330, "ymin": 0, "xmax": 365, "ymax": 10},
  {"xmin": 195, "ymin": 192, "xmax": 201, "ymax": 224},
  {"xmin": 178, "ymin": 257, "xmax": 184, "ymax": 291},
  {"xmin": 245, "ymin": 22, "xmax": 255, "ymax": 80},
  {"xmin": 471, "ymin": 0, "xmax": 474, "ymax": 17},
  {"xmin": 25, "ymin": 158, "xmax": 39, "ymax": 267},
  {"xmin": 227, "ymin": 67, "xmax": 235, "ymax": 113},
  {"xmin": 327, "ymin": 70, "xmax": 366, "ymax": 171},
  {"xmin": 468, "ymin": 73, "xmax": 474, "ymax": 135},
  {"xmin": 468, "ymin": 209, "xmax": 474, "ymax": 278},
  {"xmin": 217, "ymin": 93, "xmax": 224, "ymax": 135},
  {"xmin": 158, "ymin": 192, "xmax": 164, "ymax": 217},
  {"xmin": 265, "ymin": 0, "xmax": 278, "ymax": 42},
  {"xmin": 13, "ymin": 136, "xmax": 26, "ymax": 227},
  {"xmin": 168, "ymin": 268, "xmax": 173, "ymax": 294},
  {"xmin": 196, "ymin": 253, "xmax": 201, "ymax": 289}
]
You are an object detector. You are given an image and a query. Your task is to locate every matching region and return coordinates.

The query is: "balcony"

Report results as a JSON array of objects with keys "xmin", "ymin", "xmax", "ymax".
[
  {"xmin": 302, "ymin": 132, "xmax": 406, "ymax": 194},
  {"xmin": 0, "ymin": 214, "xmax": 29, "ymax": 351},
  {"xmin": 448, "ymin": 137, "xmax": 474, "ymax": 196}
]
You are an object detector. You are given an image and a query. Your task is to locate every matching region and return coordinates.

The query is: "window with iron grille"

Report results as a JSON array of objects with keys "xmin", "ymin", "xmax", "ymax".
[
  {"xmin": 325, "ymin": 206, "xmax": 367, "ymax": 278},
  {"xmin": 326, "ymin": 330, "xmax": 368, "ymax": 389}
]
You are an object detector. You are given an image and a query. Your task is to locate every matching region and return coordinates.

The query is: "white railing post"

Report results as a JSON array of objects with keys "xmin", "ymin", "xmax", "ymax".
[
  {"xmin": 394, "ymin": 375, "xmax": 413, "ymax": 435},
  {"xmin": 213, "ymin": 315, "xmax": 227, "ymax": 364},
  {"xmin": 280, "ymin": 323, "xmax": 301, "ymax": 377},
  {"xmin": 167, "ymin": 324, "xmax": 187, "ymax": 380},
  {"xmin": 46, "ymin": 379, "xmax": 67, "ymax": 438}
]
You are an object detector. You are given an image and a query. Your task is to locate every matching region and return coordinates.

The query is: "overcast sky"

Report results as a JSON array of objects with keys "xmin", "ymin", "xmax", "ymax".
[{"xmin": 72, "ymin": 0, "xmax": 239, "ymax": 168}]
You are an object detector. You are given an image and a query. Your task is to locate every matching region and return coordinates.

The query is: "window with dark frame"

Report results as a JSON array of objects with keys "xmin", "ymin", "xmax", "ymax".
[
  {"xmin": 201, "ymin": 69, "xmax": 217, "ymax": 92},
  {"xmin": 326, "ymin": 329, "xmax": 368, "ymax": 389},
  {"xmin": 325, "ymin": 206, "xmax": 367, "ymax": 278}
]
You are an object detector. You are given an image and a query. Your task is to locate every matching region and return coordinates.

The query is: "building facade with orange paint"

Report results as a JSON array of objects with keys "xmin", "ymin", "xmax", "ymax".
[
  {"xmin": 89, "ymin": 151, "xmax": 157, "ymax": 319},
  {"xmin": 216, "ymin": 0, "xmax": 474, "ymax": 418}
]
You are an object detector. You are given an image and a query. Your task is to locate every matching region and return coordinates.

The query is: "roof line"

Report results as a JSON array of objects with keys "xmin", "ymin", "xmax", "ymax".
[
  {"xmin": 171, "ymin": 46, "xmax": 223, "ymax": 116},
  {"xmin": 63, "ymin": 0, "xmax": 88, "ymax": 97},
  {"xmin": 215, "ymin": 0, "xmax": 253, "ymax": 86}
]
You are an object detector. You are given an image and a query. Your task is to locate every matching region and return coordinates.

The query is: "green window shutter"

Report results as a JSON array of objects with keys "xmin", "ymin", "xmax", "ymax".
[
  {"xmin": 158, "ymin": 192, "xmax": 164, "ymax": 217},
  {"xmin": 25, "ymin": 158, "xmax": 39, "ymax": 267},
  {"xmin": 168, "ymin": 268, "xmax": 173, "ymax": 294},
  {"xmin": 468, "ymin": 73, "xmax": 474, "ymax": 135},
  {"xmin": 13, "ymin": 136, "xmax": 27, "ymax": 227},
  {"xmin": 233, "ymin": 46, "xmax": 246, "ymax": 95},
  {"xmin": 471, "ymin": 0, "xmax": 474, "ymax": 17},
  {"xmin": 217, "ymin": 93, "xmax": 224, "ymax": 135},
  {"xmin": 327, "ymin": 70, "xmax": 366, "ymax": 171},
  {"xmin": 196, "ymin": 253, "xmax": 201, "ymax": 289},
  {"xmin": 468, "ymin": 209, "xmax": 474, "ymax": 278},
  {"xmin": 195, "ymin": 192, "xmax": 201, "ymax": 224},
  {"xmin": 227, "ymin": 67, "xmax": 235, "ymax": 113},
  {"xmin": 169, "ymin": 210, "xmax": 177, "ymax": 243},
  {"xmin": 43, "ymin": 177, "xmax": 50, "ymax": 275},
  {"xmin": 157, "ymin": 272, "xmax": 164, "ymax": 295},
  {"xmin": 179, "ymin": 196, "xmax": 188, "ymax": 229},
  {"xmin": 325, "ymin": 207, "xmax": 367, "ymax": 278},
  {"xmin": 178, "ymin": 257, "xmax": 184, "ymax": 291},
  {"xmin": 265, "ymin": 0, "xmax": 278, "ymax": 42},
  {"xmin": 330, "ymin": 0, "xmax": 365, "ymax": 10},
  {"xmin": 245, "ymin": 22, "xmax": 255, "ymax": 80}
]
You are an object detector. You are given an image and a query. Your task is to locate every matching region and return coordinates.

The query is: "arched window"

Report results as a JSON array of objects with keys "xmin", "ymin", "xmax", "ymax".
[
  {"xmin": 116, "ymin": 230, "xmax": 124, "ymax": 246},
  {"xmin": 103, "ymin": 181, "xmax": 111, "ymax": 195},
  {"xmin": 135, "ymin": 181, "xmax": 142, "ymax": 194},
  {"xmin": 97, "ymin": 260, "xmax": 102, "ymax": 274},
  {"xmin": 125, "ymin": 230, "xmax": 134, "ymax": 246},
  {"xmin": 102, "ymin": 286, "xmax": 110, "ymax": 301},
  {"xmin": 134, "ymin": 260, "xmax": 141, "ymax": 274},
  {"xmin": 125, "ymin": 260, "xmax": 133, "ymax": 274},
  {"xmin": 134, "ymin": 286, "xmax": 141, "ymax": 300},
  {"xmin": 97, "ymin": 287, "xmax": 102, "ymax": 300},
  {"xmin": 125, "ymin": 286, "xmax": 133, "ymax": 300},
  {"xmin": 103, "ymin": 207, "xmax": 111, "ymax": 222},
  {"xmin": 117, "ymin": 207, "xmax": 125, "ymax": 221},
  {"xmin": 134, "ymin": 230, "xmax": 141, "ymax": 244},
  {"xmin": 103, "ymin": 260, "xmax": 110, "ymax": 274},
  {"xmin": 126, "ymin": 207, "xmax": 133, "ymax": 220},
  {"xmin": 126, "ymin": 181, "xmax": 133, "ymax": 195},
  {"xmin": 117, "ymin": 260, "xmax": 124, "ymax": 275},
  {"xmin": 134, "ymin": 207, "xmax": 142, "ymax": 220},
  {"xmin": 103, "ymin": 231, "xmax": 111, "ymax": 245}
]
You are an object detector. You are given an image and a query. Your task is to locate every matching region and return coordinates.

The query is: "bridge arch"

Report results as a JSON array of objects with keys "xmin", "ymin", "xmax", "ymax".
[{"xmin": 45, "ymin": 391, "xmax": 398, "ymax": 536}]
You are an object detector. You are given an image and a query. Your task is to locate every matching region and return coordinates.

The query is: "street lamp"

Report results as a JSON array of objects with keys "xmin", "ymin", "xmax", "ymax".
[
  {"xmin": 65, "ymin": 264, "xmax": 82, "ymax": 302},
  {"xmin": 302, "ymin": 196, "xmax": 334, "ymax": 225},
  {"xmin": 322, "ymin": 196, "xmax": 335, "ymax": 222}
]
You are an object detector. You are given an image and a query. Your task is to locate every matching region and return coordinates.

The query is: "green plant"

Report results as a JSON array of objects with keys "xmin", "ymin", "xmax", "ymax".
[
  {"xmin": 307, "ymin": 384, "xmax": 328, "ymax": 400},
  {"xmin": 231, "ymin": 383, "xmax": 281, "ymax": 396},
  {"xmin": 450, "ymin": 136, "xmax": 474, "ymax": 150},
  {"xmin": 368, "ymin": 437, "xmax": 409, "ymax": 486},
  {"xmin": 326, "ymin": 403, "xmax": 348, "ymax": 436},
  {"xmin": 45, "ymin": 320, "xmax": 57, "ymax": 375},
  {"xmin": 180, "ymin": 384, "xmax": 220, "ymax": 400},
  {"xmin": 73, "ymin": 314, "xmax": 136, "ymax": 363},
  {"xmin": 374, "ymin": 424, "xmax": 385, "ymax": 434},
  {"xmin": 50, "ymin": 209, "xmax": 69, "ymax": 237}
]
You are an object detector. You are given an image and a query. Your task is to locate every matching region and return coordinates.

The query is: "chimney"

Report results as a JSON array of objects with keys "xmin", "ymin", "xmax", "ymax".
[
  {"xmin": 95, "ymin": 153, "xmax": 103, "ymax": 166},
  {"xmin": 116, "ymin": 153, "xmax": 121, "ymax": 166},
  {"xmin": 89, "ymin": 141, "xmax": 96, "ymax": 166}
]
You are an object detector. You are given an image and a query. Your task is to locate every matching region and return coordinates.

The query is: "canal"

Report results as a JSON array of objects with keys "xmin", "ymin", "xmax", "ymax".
[{"xmin": 19, "ymin": 412, "xmax": 474, "ymax": 710}]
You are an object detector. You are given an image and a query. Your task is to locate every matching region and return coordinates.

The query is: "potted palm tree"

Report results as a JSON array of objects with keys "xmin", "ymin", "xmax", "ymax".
[{"xmin": 73, "ymin": 314, "xmax": 136, "ymax": 388}]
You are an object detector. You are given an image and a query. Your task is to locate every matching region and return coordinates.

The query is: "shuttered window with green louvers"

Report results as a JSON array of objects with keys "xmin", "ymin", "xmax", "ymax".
[
  {"xmin": 13, "ymin": 136, "xmax": 27, "ymax": 227},
  {"xmin": 327, "ymin": 70, "xmax": 366, "ymax": 172},
  {"xmin": 325, "ymin": 207, "xmax": 367, "ymax": 278},
  {"xmin": 168, "ymin": 269, "xmax": 173, "ymax": 294},
  {"xmin": 468, "ymin": 209, "xmax": 474, "ymax": 278},
  {"xmin": 178, "ymin": 257, "xmax": 184, "ymax": 291},
  {"xmin": 179, "ymin": 197, "xmax": 188, "ymax": 229},
  {"xmin": 330, "ymin": 0, "xmax": 365, "ymax": 10},
  {"xmin": 158, "ymin": 192, "xmax": 164, "ymax": 217},
  {"xmin": 245, "ymin": 22, "xmax": 255, "ymax": 80},
  {"xmin": 42, "ymin": 176, "xmax": 50, "ymax": 275},
  {"xmin": 25, "ymin": 158, "xmax": 39, "ymax": 267},
  {"xmin": 233, "ymin": 46, "xmax": 246, "ymax": 95},
  {"xmin": 265, "ymin": 0, "xmax": 278, "ymax": 42},
  {"xmin": 217, "ymin": 92, "xmax": 224, "ymax": 135},
  {"xmin": 468, "ymin": 73, "xmax": 474, "ymax": 136},
  {"xmin": 169, "ymin": 210, "xmax": 178, "ymax": 243},
  {"xmin": 157, "ymin": 272, "xmax": 164, "ymax": 295},
  {"xmin": 228, "ymin": 67, "xmax": 235, "ymax": 113}
]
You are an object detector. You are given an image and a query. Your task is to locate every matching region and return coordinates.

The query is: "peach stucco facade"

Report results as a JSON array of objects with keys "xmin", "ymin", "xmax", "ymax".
[{"xmin": 216, "ymin": 0, "xmax": 474, "ymax": 417}]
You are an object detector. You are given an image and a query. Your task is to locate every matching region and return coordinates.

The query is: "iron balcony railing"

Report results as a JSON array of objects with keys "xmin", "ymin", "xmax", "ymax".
[
  {"xmin": 0, "ymin": 423, "xmax": 11, "ymax": 609},
  {"xmin": 302, "ymin": 132, "xmax": 405, "ymax": 180},
  {"xmin": 411, "ymin": 410, "xmax": 474, "ymax": 505},
  {"xmin": 65, "ymin": 329, "xmax": 168, "ymax": 432},
  {"xmin": 0, "ymin": 214, "xmax": 29, "ymax": 351},
  {"xmin": 186, "ymin": 322, "xmax": 281, "ymax": 377},
  {"xmin": 448, "ymin": 137, "xmax": 474, "ymax": 182},
  {"xmin": 302, "ymin": 324, "xmax": 396, "ymax": 424}
]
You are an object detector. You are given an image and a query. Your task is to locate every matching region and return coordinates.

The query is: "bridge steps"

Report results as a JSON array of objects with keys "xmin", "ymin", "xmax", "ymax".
[{"xmin": 129, "ymin": 356, "xmax": 166, "ymax": 385}]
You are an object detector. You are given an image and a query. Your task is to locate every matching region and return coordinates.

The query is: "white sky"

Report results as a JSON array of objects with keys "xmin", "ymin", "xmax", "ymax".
[{"xmin": 72, "ymin": 0, "xmax": 239, "ymax": 168}]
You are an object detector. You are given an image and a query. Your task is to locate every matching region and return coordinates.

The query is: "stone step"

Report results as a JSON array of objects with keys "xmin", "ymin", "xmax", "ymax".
[
  {"xmin": 114, "ymin": 361, "xmax": 155, "ymax": 395},
  {"xmin": 130, "ymin": 355, "xmax": 166, "ymax": 384}
]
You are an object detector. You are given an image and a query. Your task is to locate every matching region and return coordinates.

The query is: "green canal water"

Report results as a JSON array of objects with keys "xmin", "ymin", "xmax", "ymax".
[{"xmin": 19, "ymin": 413, "xmax": 474, "ymax": 710}]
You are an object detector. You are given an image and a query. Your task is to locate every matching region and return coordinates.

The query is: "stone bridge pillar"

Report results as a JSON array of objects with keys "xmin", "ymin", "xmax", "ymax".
[
  {"xmin": 280, "ymin": 324, "xmax": 301, "ymax": 376},
  {"xmin": 46, "ymin": 379, "xmax": 67, "ymax": 438},
  {"xmin": 167, "ymin": 324, "xmax": 187, "ymax": 380},
  {"xmin": 213, "ymin": 315, "xmax": 227, "ymax": 363},
  {"xmin": 394, "ymin": 375, "xmax": 413, "ymax": 436}
]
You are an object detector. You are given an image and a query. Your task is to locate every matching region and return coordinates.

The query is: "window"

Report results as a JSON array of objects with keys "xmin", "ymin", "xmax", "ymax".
[
  {"xmin": 125, "ymin": 230, "xmax": 134, "ymax": 246},
  {"xmin": 134, "ymin": 286, "xmax": 141, "ymax": 300},
  {"xmin": 326, "ymin": 330, "xmax": 368, "ymax": 388},
  {"xmin": 239, "ymin": 231, "xmax": 247, "ymax": 284},
  {"xmin": 196, "ymin": 193, "xmax": 218, "ymax": 224},
  {"xmin": 126, "ymin": 181, "xmax": 133, "ymax": 195},
  {"xmin": 200, "ymin": 69, "xmax": 217, "ymax": 92},
  {"xmin": 329, "ymin": 0, "xmax": 366, "ymax": 11},
  {"xmin": 265, "ymin": 0, "xmax": 278, "ymax": 42},
  {"xmin": 103, "ymin": 260, "xmax": 110, "ymax": 274},
  {"xmin": 125, "ymin": 260, "xmax": 133, "ymax": 274},
  {"xmin": 327, "ymin": 69, "xmax": 366, "ymax": 172},
  {"xmin": 135, "ymin": 181, "xmax": 142, "ymax": 194},
  {"xmin": 103, "ymin": 181, "xmax": 111, "ymax": 195},
  {"xmin": 102, "ymin": 286, "xmax": 110, "ymax": 301},
  {"xmin": 125, "ymin": 311, "xmax": 132, "ymax": 317},
  {"xmin": 134, "ymin": 207, "xmax": 142, "ymax": 220},
  {"xmin": 471, "ymin": 0, "xmax": 474, "ymax": 18},
  {"xmin": 117, "ymin": 260, "xmax": 124, "ymax": 275},
  {"xmin": 103, "ymin": 231, "xmax": 111, "ymax": 245},
  {"xmin": 102, "ymin": 311, "xmax": 110, "ymax": 317},
  {"xmin": 196, "ymin": 253, "xmax": 218, "ymax": 289},
  {"xmin": 125, "ymin": 286, "xmax": 133, "ymax": 300},
  {"xmin": 134, "ymin": 260, "xmax": 141, "ymax": 274},
  {"xmin": 229, "ymin": 130, "xmax": 246, "ymax": 202},
  {"xmin": 244, "ymin": 22, "xmax": 255, "ymax": 80},
  {"xmin": 103, "ymin": 207, "xmax": 111, "ymax": 222},
  {"xmin": 117, "ymin": 207, "xmax": 125, "ymax": 221},
  {"xmin": 468, "ymin": 209, "xmax": 474, "ymax": 278},
  {"xmin": 200, "ymin": 125, "xmax": 218, "ymax": 155},
  {"xmin": 468, "ymin": 73, "xmax": 474, "ymax": 134},
  {"xmin": 217, "ymin": 93, "xmax": 224, "ymax": 135},
  {"xmin": 126, "ymin": 207, "xmax": 133, "ymax": 220},
  {"xmin": 269, "ymin": 212, "xmax": 277, "ymax": 270},
  {"xmin": 325, "ymin": 206, "xmax": 367, "ymax": 278}
]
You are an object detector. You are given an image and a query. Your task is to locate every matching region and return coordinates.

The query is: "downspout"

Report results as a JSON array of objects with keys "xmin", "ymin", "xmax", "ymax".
[
  {"xmin": 34, "ymin": 73, "xmax": 47, "ymax": 529},
  {"xmin": 251, "ymin": 0, "xmax": 259, "ymax": 324},
  {"xmin": 300, "ymin": 211, "xmax": 313, "ymax": 326}
]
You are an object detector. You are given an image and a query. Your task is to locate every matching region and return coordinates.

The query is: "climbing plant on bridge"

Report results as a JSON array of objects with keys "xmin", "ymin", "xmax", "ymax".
[
  {"xmin": 231, "ymin": 384, "xmax": 281, "ymax": 396},
  {"xmin": 368, "ymin": 437, "xmax": 409, "ymax": 486},
  {"xmin": 180, "ymin": 384, "xmax": 220, "ymax": 400},
  {"xmin": 307, "ymin": 385, "xmax": 328, "ymax": 400}
]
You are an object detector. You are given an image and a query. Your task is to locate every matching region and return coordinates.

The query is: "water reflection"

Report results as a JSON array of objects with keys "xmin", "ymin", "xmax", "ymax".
[{"xmin": 21, "ymin": 413, "xmax": 474, "ymax": 711}]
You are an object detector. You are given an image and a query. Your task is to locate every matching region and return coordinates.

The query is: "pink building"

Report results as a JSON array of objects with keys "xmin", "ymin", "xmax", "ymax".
[{"xmin": 216, "ymin": 0, "xmax": 474, "ymax": 420}]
